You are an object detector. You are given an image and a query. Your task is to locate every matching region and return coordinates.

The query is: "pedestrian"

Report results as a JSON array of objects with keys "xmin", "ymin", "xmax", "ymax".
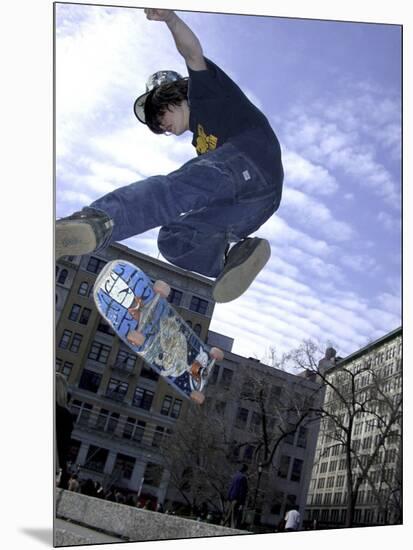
[
  {"xmin": 55, "ymin": 373, "xmax": 74, "ymax": 490},
  {"xmin": 224, "ymin": 464, "xmax": 249, "ymax": 528},
  {"xmin": 81, "ymin": 478, "xmax": 98, "ymax": 497},
  {"xmin": 56, "ymin": 7, "xmax": 283, "ymax": 304},
  {"xmin": 67, "ymin": 473, "xmax": 80, "ymax": 492},
  {"xmin": 284, "ymin": 505, "xmax": 301, "ymax": 531}
]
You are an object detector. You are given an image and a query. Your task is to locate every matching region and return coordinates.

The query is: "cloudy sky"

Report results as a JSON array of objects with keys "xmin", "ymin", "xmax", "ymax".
[{"xmin": 55, "ymin": 2, "xmax": 401, "ymax": 361}]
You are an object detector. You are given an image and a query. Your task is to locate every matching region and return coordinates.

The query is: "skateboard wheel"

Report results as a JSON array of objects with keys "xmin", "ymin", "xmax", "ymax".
[
  {"xmin": 153, "ymin": 280, "xmax": 171, "ymax": 298},
  {"xmin": 210, "ymin": 347, "xmax": 224, "ymax": 361},
  {"xmin": 190, "ymin": 391, "xmax": 205, "ymax": 405},
  {"xmin": 127, "ymin": 330, "xmax": 145, "ymax": 347}
]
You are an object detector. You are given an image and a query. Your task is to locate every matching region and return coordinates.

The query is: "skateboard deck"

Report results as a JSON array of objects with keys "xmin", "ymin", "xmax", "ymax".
[{"xmin": 93, "ymin": 259, "xmax": 224, "ymax": 404}]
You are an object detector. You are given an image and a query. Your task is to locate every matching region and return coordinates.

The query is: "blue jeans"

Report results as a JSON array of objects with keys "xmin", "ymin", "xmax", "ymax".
[{"xmin": 90, "ymin": 142, "xmax": 283, "ymax": 277}]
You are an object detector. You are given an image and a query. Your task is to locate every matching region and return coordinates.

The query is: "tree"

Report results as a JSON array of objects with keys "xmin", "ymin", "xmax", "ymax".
[
  {"xmin": 302, "ymin": 340, "xmax": 402, "ymax": 528},
  {"xmin": 158, "ymin": 392, "xmax": 235, "ymax": 517}
]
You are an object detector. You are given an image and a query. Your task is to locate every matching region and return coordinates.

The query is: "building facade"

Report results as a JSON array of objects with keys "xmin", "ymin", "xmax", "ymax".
[
  {"xmin": 55, "ymin": 244, "xmax": 322, "ymax": 523},
  {"xmin": 56, "ymin": 244, "xmax": 215, "ymax": 506},
  {"xmin": 199, "ymin": 351, "xmax": 323, "ymax": 528},
  {"xmin": 305, "ymin": 328, "xmax": 402, "ymax": 528}
]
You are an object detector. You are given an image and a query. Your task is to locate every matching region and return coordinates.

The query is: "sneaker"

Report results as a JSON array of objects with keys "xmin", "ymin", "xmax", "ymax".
[
  {"xmin": 56, "ymin": 208, "xmax": 114, "ymax": 259},
  {"xmin": 212, "ymin": 237, "xmax": 271, "ymax": 303}
]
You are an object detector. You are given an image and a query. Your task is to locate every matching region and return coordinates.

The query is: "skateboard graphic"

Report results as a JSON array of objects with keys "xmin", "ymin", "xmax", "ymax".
[{"xmin": 93, "ymin": 259, "xmax": 224, "ymax": 404}]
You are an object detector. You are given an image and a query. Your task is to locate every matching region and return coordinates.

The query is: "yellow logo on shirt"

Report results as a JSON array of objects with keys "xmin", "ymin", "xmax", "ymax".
[{"xmin": 196, "ymin": 124, "xmax": 218, "ymax": 154}]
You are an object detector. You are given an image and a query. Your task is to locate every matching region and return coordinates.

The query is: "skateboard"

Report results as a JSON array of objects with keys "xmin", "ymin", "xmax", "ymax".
[{"xmin": 93, "ymin": 259, "xmax": 224, "ymax": 404}]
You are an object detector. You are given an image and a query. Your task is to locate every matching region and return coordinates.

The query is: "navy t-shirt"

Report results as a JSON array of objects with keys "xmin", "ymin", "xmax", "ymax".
[{"xmin": 187, "ymin": 57, "xmax": 283, "ymax": 186}]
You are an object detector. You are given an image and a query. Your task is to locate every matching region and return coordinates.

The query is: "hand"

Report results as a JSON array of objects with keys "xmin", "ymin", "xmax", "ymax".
[{"xmin": 144, "ymin": 8, "xmax": 175, "ymax": 23}]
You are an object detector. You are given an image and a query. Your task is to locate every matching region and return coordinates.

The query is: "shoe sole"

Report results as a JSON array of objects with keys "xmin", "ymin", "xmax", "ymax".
[
  {"xmin": 212, "ymin": 239, "xmax": 271, "ymax": 303},
  {"xmin": 56, "ymin": 221, "xmax": 97, "ymax": 260}
]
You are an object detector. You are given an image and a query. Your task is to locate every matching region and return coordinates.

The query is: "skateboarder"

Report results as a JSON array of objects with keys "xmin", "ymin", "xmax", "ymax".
[{"xmin": 56, "ymin": 8, "xmax": 284, "ymax": 303}]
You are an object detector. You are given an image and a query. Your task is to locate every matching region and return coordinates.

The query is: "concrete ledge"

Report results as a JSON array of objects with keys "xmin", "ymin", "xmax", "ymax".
[{"xmin": 56, "ymin": 489, "xmax": 250, "ymax": 542}]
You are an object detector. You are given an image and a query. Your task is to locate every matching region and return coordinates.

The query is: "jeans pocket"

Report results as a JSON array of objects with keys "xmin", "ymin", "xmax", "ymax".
[{"xmin": 229, "ymin": 153, "xmax": 274, "ymax": 205}]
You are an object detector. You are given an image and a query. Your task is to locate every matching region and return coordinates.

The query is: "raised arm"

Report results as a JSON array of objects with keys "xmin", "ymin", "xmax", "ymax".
[{"xmin": 144, "ymin": 8, "xmax": 207, "ymax": 71}]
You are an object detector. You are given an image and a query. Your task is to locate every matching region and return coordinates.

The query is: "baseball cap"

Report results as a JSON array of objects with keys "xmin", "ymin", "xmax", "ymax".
[{"xmin": 133, "ymin": 70, "xmax": 186, "ymax": 124}]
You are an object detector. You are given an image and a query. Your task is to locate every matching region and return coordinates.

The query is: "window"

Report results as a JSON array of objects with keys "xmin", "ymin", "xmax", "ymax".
[
  {"xmin": 85, "ymin": 445, "xmax": 108, "ymax": 473},
  {"xmin": 329, "ymin": 460, "xmax": 337, "ymax": 472},
  {"xmin": 317, "ymin": 478, "xmax": 325, "ymax": 489},
  {"xmin": 330, "ymin": 509, "xmax": 339, "ymax": 523},
  {"xmin": 96, "ymin": 409, "xmax": 119, "ymax": 433},
  {"xmin": 133, "ymin": 387, "xmax": 154, "ymax": 410},
  {"xmin": 235, "ymin": 407, "xmax": 249, "ymax": 430},
  {"xmin": 364, "ymin": 509, "xmax": 374, "ymax": 524},
  {"xmin": 144, "ymin": 462, "xmax": 164, "ymax": 488},
  {"xmin": 97, "ymin": 320, "xmax": 115, "ymax": 335},
  {"xmin": 297, "ymin": 426, "xmax": 307, "ymax": 448},
  {"xmin": 140, "ymin": 363, "xmax": 159, "ymax": 381},
  {"xmin": 69, "ymin": 304, "xmax": 91, "ymax": 325},
  {"xmin": 88, "ymin": 341, "xmax": 111, "ymax": 364},
  {"xmin": 336, "ymin": 475, "xmax": 345, "ymax": 488},
  {"xmin": 79, "ymin": 307, "xmax": 92, "ymax": 325},
  {"xmin": 324, "ymin": 493, "xmax": 332, "ymax": 505},
  {"xmin": 290, "ymin": 458, "xmax": 303, "ymax": 482},
  {"xmin": 152, "ymin": 426, "xmax": 171, "ymax": 448},
  {"xmin": 331, "ymin": 444, "xmax": 340, "ymax": 456},
  {"xmin": 59, "ymin": 329, "xmax": 72, "ymax": 350},
  {"xmin": 71, "ymin": 400, "xmax": 93, "ymax": 425},
  {"xmin": 123, "ymin": 418, "xmax": 146, "ymax": 442},
  {"xmin": 114, "ymin": 350, "xmax": 136, "ymax": 372},
  {"xmin": 79, "ymin": 369, "xmax": 102, "ymax": 393},
  {"xmin": 114, "ymin": 453, "xmax": 136, "ymax": 480},
  {"xmin": 78, "ymin": 281, "xmax": 90, "ymax": 296},
  {"xmin": 70, "ymin": 333, "xmax": 83, "ymax": 353},
  {"xmin": 56, "ymin": 360, "xmax": 73, "ymax": 378},
  {"xmin": 57, "ymin": 269, "xmax": 68, "ymax": 284},
  {"xmin": 221, "ymin": 368, "xmax": 233, "ymax": 389},
  {"xmin": 69, "ymin": 304, "xmax": 81, "ymax": 321},
  {"xmin": 363, "ymin": 436, "xmax": 372, "ymax": 450},
  {"xmin": 278, "ymin": 455, "xmax": 290, "ymax": 479},
  {"xmin": 106, "ymin": 378, "xmax": 128, "ymax": 402},
  {"xmin": 160, "ymin": 395, "xmax": 182, "ymax": 419},
  {"xmin": 320, "ymin": 462, "xmax": 328, "ymax": 474},
  {"xmin": 333, "ymin": 492, "xmax": 341, "ymax": 504},
  {"xmin": 327, "ymin": 476, "xmax": 335, "ymax": 488},
  {"xmin": 86, "ymin": 256, "xmax": 107, "ymax": 274},
  {"xmin": 160, "ymin": 396, "xmax": 173, "ymax": 416},
  {"xmin": 168, "ymin": 288, "xmax": 183, "ymax": 306},
  {"xmin": 189, "ymin": 296, "xmax": 208, "ymax": 315}
]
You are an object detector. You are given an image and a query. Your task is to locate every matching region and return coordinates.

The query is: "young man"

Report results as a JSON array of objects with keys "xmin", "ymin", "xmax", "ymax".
[
  {"xmin": 224, "ymin": 464, "xmax": 249, "ymax": 528},
  {"xmin": 284, "ymin": 505, "xmax": 301, "ymax": 531},
  {"xmin": 56, "ymin": 8, "xmax": 284, "ymax": 303}
]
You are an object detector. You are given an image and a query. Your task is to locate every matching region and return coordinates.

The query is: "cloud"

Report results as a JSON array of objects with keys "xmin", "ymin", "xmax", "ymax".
[
  {"xmin": 281, "ymin": 188, "xmax": 355, "ymax": 242},
  {"xmin": 282, "ymin": 148, "xmax": 339, "ymax": 195},
  {"xmin": 279, "ymin": 87, "xmax": 401, "ymax": 209},
  {"xmin": 377, "ymin": 211, "xmax": 401, "ymax": 233},
  {"xmin": 339, "ymin": 253, "xmax": 378, "ymax": 274}
]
